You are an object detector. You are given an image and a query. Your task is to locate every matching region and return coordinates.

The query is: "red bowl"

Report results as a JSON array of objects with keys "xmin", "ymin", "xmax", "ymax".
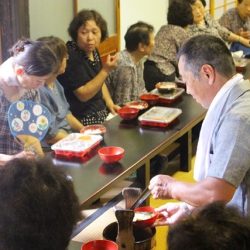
[
  {"xmin": 98, "ymin": 146, "xmax": 125, "ymax": 163},
  {"xmin": 133, "ymin": 206, "xmax": 158, "ymax": 228},
  {"xmin": 118, "ymin": 107, "xmax": 139, "ymax": 120},
  {"xmin": 140, "ymin": 94, "xmax": 159, "ymax": 106},
  {"xmin": 82, "ymin": 239, "xmax": 118, "ymax": 250}
]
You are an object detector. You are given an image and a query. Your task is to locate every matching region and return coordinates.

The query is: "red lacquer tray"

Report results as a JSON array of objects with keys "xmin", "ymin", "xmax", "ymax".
[{"xmin": 138, "ymin": 106, "xmax": 182, "ymax": 127}]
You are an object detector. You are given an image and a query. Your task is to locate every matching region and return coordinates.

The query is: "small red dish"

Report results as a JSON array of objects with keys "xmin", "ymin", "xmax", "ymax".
[
  {"xmin": 98, "ymin": 146, "xmax": 125, "ymax": 163},
  {"xmin": 140, "ymin": 94, "xmax": 159, "ymax": 106},
  {"xmin": 82, "ymin": 239, "xmax": 118, "ymax": 250},
  {"xmin": 80, "ymin": 124, "xmax": 106, "ymax": 135},
  {"xmin": 118, "ymin": 107, "xmax": 139, "ymax": 120},
  {"xmin": 133, "ymin": 206, "xmax": 158, "ymax": 228}
]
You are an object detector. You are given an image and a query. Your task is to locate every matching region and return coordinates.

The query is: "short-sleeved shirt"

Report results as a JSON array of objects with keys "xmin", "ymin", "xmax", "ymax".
[
  {"xmin": 106, "ymin": 50, "xmax": 147, "ymax": 105},
  {"xmin": 187, "ymin": 13, "xmax": 231, "ymax": 41},
  {"xmin": 38, "ymin": 79, "xmax": 71, "ymax": 138},
  {"xmin": 219, "ymin": 8, "xmax": 250, "ymax": 34},
  {"xmin": 57, "ymin": 41, "xmax": 106, "ymax": 120},
  {"xmin": 148, "ymin": 24, "xmax": 190, "ymax": 76},
  {"xmin": 207, "ymin": 80, "xmax": 250, "ymax": 215},
  {"xmin": 0, "ymin": 58, "xmax": 39, "ymax": 154}
]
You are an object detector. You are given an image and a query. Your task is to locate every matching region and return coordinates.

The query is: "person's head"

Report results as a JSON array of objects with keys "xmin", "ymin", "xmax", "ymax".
[
  {"xmin": 68, "ymin": 9, "xmax": 108, "ymax": 54},
  {"xmin": 167, "ymin": 0, "xmax": 193, "ymax": 27},
  {"xmin": 37, "ymin": 36, "xmax": 68, "ymax": 76},
  {"xmin": 187, "ymin": 0, "xmax": 206, "ymax": 24},
  {"xmin": 124, "ymin": 21, "xmax": 154, "ymax": 55},
  {"xmin": 0, "ymin": 157, "xmax": 81, "ymax": 250},
  {"xmin": 177, "ymin": 34, "xmax": 235, "ymax": 108},
  {"xmin": 167, "ymin": 202, "xmax": 250, "ymax": 250},
  {"xmin": 10, "ymin": 38, "xmax": 59, "ymax": 89},
  {"xmin": 237, "ymin": 0, "xmax": 250, "ymax": 20}
]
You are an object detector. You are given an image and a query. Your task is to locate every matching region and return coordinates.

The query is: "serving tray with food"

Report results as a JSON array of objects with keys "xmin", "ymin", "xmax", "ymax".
[
  {"xmin": 151, "ymin": 87, "xmax": 185, "ymax": 104},
  {"xmin": 138, "ymin": 106, "xmax": 182, "ymax": 127},
  {"xmin": 51, "ymin": 133, "xmax": 103, "ymax": 158}
]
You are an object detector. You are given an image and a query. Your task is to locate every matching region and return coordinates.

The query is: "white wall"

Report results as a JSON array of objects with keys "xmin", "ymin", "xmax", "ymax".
[
  {"xmin": 29, "ymin": 0, "xmax": 169, "ymax": 47},
  {"xmin": 29, "ymin": 0, "xmax": 73, "ymax": 41},
  {"xmin": 120, "ymin": 0, "xmax": 169, "ymax": 49}
]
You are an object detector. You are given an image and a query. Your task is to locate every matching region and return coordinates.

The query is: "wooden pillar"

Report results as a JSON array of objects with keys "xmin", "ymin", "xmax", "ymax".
[{"xmin": 0, "ymin": 0, "xmax": 29, "ymax": 62}]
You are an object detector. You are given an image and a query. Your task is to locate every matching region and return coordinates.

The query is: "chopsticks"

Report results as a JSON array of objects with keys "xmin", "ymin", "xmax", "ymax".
[{"xmin": 130, "ymin": 188, "xmax": 151, "ymax": 210}]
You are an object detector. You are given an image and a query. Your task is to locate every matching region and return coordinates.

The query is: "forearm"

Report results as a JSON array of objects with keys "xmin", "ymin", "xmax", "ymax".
[
  {"xmin": 169, "ymin": 177, "xmax": 235, "ymax": 207},
  {"xmin": 66, "ymin": 113, "xmax": 84, "ymax": 132},
  {"xmin": 0, "ymin": 154, "xmax": 13, "ymax": 166},
  {"xmin": 102, "ymin": 83, "xmax": 114, "ymax": 108},
  {"xmin": 228, "ymin": 32, "xmax": 250, "ymax": 47},
  {"xmin": 74, "ymin": 69, "xmax": 109, "ymax": 102}
]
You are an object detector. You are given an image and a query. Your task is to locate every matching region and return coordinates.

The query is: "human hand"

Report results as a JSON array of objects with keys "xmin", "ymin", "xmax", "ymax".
[
  {"xmin": 154, "ymin": 202, "xmax": 191, "ymax": 225},
  {"xmin": 103, "ymin": 53, "xmax": 119, "ymax": 73},
  {"xmin": 239, "ymin": 28, "xmax": 250, "ymax": 39},
  {"xmin": 14, "ymin": 150, "xmax": 35, "ymax": 160},
  {"xmin": 149, "ymin": 174, "xmax": 176, "ymax": 199},
  {"xmin": 107, "ymin": 103, "xmax": 121, "ymax": 114}
]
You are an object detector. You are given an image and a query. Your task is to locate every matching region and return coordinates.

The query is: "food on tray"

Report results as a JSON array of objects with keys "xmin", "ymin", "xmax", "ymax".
[
  {"xmin": 51, "ymin": 133, "xmax": 103, "ymax": 157},
  {"xmin": 155, "ymin": 82, "xmax": 177, "ymax": 94},
  {"xmin": 78, "ymin": 135, "xmax": 91, "ymax": 141},
  {"xmin": 80, "ymin": 124, "xmax": 106, "ymax": 135},
  {"xmin": 125, "ymin": 101, "xmax": 149, "ymax": 110},
  {"xmin": 133, "ymin": 211, "xmax": 154, "ymax": 222},
  {"xmin": 138, "ymin": 107, "xmax": 182, "ymax": 127},
  {"xmin": 151, "ymin": 88, "xmax": 185, "ymax": 104}
]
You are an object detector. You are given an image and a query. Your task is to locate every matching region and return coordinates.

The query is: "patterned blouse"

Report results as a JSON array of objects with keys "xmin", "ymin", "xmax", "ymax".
[
  {"xmin": 106, "ymin": 50, "xmax": 147, "ymax": 105},
  {"xmin": 147, "ymin": 24, "xmax": 190, "ymax": 76},
  {"xmin": 219, "ymin": 8, "xmax": 250, "ymax": 34},
  {"xmin": 187, "ymin": 13, "xmax": 231, "ymax": 41}
]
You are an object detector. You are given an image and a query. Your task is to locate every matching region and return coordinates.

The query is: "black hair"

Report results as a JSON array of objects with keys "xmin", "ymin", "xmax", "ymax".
[
  {"xmin": 187, "ymin": 0, "xmax": 207, "ymax": 7},
  {"xmin": 0, "ymin": 158, "xmax": 82, "ymax": 250},
  {"xmin": 168, "ymin": 202, "xmax": 250, "ymax": 250},
  {"xmin": 37, "ymin": 36, "xmax": 68, "ymax": 63},
  {"xmin": 10, "ymin": 38, "xmax": 59, "ymax": 76},
  {"xmin": 167, "ymin": 0, "xmax": 194, "ymax": 27},
  {"xmin": 124, "ymin": 21, "xmax": 154, "ymax": 52},
  {"xmin": 177, "ymin": 34, "xmax": 235, "ymax": 78},
  {"xmin": 68, "ymin": 9, "xmax": 108, "ymax": 42}
]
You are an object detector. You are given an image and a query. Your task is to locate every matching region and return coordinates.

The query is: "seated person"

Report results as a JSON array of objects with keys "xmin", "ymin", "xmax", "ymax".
[
  {"xmin": 144, "ymin": 0, "xmax": 193, "ymax": 91},
  {"xmin": 0, "ymin": 38, "xmax": 59, "ymax": 158},
  {"xmin": 37, "ymin": 36, "xmax": 84, "ymax": 145},
  {"xmin": 219, "ymin": 0, "xmax": 250, "ymax": 54},
  {"xmin": 106, "ymin": 21, "xmax": 154, "ymax": 105},
  {"xmin": 0, "ymin": 157, "xmax": 82, "ymax": 250},
  {"xmin": 167, "ymin": 202, "xmax": 250, "ymax": 250},
  {"xmin": 187, "ymin": 0, "xmax": 250, "ymax": 54},
  {"xmin": 58, "ymin": 9, "xmax": 120, "ymax": 125}
]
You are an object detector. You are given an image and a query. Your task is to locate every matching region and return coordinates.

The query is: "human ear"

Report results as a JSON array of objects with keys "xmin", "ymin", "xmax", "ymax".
[{"xmin": 200, "ymin": 64, "xmax": 215, "ymax": 85}]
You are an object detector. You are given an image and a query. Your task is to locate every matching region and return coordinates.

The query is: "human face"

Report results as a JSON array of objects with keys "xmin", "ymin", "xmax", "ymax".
[
  {"xmin": 143, "ymin": 32, "xmax": 155, "ymax": 56},
  {"xmin": 191, "ymin": 0, "xmax": 205, "ymax": 24},
  {"xmin": 238, "ymin": 0, "xmax": 250, "ymax": 20},
  {"xmin": 76, "ymin": 20, "xmax": 102, "ymax": 55},
  {"xmin": 18, "ymin": 72, "xmax": 52, "ymax": 89},
  {"xmin": 178, "ymin": 56, "xmax": 210, "ymax": 108}
]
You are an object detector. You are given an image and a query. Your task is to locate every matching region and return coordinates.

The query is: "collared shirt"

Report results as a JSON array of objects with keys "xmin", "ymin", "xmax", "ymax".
[
  {"xmin": 106, "ymin": 50, "xmax": 147, "ymax": 105},
  {"xmin": 219, "ymin": 8, "xmax": 250, "ymax": 34},
  {"xmin": 38, "ymin": 79, "xmax": 71, "ymax": 138},
  {"xmin": 206, "ymin": 79, "xmax": 250, "ymax": 215}
]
